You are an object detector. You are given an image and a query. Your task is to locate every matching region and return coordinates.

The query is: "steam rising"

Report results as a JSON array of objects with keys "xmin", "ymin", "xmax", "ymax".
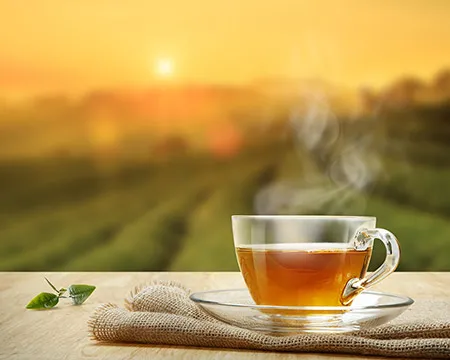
[{"xmin": 255, "ymin": 90, "xmax": 382, "ymax": 215}]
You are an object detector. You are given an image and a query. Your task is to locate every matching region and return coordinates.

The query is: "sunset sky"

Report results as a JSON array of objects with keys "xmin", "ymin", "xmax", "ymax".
[{"xmin": 1, "ymin": 0, "xmax": 450, "ymax": 98}]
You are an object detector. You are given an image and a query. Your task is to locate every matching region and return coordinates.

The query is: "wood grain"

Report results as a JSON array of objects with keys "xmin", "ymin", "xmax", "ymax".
[{"xmin": 0, "ymin": 272, "xmax": 449, "ymax": 360}]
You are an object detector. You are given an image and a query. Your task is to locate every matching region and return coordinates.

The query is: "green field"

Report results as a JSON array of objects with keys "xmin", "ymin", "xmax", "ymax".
[{"xmin": 0, "ymin": 104, "xmax": 449, "ymax": 271}]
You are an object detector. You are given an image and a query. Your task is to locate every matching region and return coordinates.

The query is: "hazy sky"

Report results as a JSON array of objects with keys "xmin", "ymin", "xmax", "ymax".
[{"xmin": 1, "ymin": 0, "xmax": 450, "ymax": 97}]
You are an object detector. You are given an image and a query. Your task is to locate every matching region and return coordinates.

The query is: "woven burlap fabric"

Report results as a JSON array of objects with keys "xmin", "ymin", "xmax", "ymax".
[{"xmin": 89, "ymin": 281, "xmax": 450, "ymax": 358}]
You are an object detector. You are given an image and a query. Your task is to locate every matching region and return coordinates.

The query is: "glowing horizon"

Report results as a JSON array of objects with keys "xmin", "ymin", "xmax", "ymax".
[{"xmin": 1, "ymin": 0, "xmax": 450, "ymax": 99}]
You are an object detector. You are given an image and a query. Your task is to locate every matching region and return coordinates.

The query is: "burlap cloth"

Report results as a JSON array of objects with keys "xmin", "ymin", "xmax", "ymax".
[{"xmin": 88, "ymin": 281, "xmax": 450, "ymax": 358}]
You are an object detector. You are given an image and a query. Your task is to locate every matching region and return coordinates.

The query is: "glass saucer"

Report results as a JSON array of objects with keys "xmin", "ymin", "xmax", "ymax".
[{"xmin": 190, "ymin": 289, "xmax": 414, "ymax": 334}]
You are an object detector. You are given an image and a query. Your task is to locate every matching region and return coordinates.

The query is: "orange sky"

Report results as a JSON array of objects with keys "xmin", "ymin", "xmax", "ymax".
[{"xmin": 1, "ymin": 0, "xmax": 450, "ymax": 98}]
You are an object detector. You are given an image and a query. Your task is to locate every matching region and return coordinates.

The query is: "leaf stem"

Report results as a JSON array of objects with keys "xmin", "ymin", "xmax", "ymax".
[{"xmin": 45, "ymin": 277, "xmax": 59, "ymax": 294}]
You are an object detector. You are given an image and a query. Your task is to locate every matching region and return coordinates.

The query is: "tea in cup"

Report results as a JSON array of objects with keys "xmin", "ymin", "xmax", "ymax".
[{"xmin": 232, "ymin": 216, "xmax": 400, "ymax": 307}]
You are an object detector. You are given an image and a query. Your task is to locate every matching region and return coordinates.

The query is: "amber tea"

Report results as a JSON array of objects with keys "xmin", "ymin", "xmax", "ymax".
[{"xmin": 236, "ymin": 243, "xmax": 372, "ymax": 307}]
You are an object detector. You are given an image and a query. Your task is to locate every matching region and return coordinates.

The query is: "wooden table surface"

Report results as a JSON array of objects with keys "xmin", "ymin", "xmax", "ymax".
[{"xmin": 0, "ymin": 272, "xmax": 449, "ymax": 360}]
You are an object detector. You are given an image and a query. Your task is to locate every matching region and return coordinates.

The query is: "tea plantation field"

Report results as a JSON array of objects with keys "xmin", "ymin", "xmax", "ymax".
[{"xmin": 0, "ymin": 142, "xmax": 449, "ymax": 271}]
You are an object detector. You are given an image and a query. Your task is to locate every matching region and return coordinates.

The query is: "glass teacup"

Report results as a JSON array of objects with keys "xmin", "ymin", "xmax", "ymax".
[{"xmin": 232, "ymin": 215, "xmax": 400, "ymax": 307}]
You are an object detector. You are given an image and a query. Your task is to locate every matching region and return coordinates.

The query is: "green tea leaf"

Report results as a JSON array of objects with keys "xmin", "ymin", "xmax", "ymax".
[
  {"xmin": 26, "ymin": 292, "xmax": 59, "ymax": 309},
  {"xmin": 45, "ymin": 277, "xmax": 58, "ymax": 293},
  {"xmin": 68, "ymin": 284, "xmax": 96, "ymax": 305}
]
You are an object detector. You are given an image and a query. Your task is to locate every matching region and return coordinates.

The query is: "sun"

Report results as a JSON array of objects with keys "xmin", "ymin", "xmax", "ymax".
[{"xmin": 155, "ymin": 58, "xmax": 174, "ymax": 78}]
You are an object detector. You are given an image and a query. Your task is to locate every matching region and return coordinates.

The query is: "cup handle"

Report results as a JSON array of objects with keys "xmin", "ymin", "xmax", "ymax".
[{"xmin": 341, "ymin": 228, "xmax": 401, "ymax": 305}]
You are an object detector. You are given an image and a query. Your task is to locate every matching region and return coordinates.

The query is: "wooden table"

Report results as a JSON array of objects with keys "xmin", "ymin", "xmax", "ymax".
[{"xmin": 0, "ymin": 272, "xmax": 449, "ymax": 359}]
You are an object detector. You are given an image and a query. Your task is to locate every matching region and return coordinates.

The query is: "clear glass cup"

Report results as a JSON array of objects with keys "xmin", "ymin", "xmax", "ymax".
[{"xmin": 232, "ymin": 215, "xmax": 400, "ymax": 306}]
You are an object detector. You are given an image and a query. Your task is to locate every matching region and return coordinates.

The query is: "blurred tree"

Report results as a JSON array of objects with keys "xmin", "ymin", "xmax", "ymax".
[
  {"xmin": 153, "ymin": 135, "xmax": 189, "ymax": 158},
  {"xmin": 433, "ymin": 69, "xmax": 450, "ymax": 99},
  {"xmin": 383, "ymin": 77, "xmax": 425, "ymax": 108}
]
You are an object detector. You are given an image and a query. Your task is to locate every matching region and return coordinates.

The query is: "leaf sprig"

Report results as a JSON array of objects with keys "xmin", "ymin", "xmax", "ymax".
[{"xmin": 26, "ymin": 278, "xmax": 96, "ymax": 310}]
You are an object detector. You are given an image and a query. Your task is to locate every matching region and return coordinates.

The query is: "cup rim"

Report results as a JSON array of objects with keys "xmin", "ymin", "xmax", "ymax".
[{"xmin": 232, "ymin": 215, "xmax": 376, "ymax": 221}]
